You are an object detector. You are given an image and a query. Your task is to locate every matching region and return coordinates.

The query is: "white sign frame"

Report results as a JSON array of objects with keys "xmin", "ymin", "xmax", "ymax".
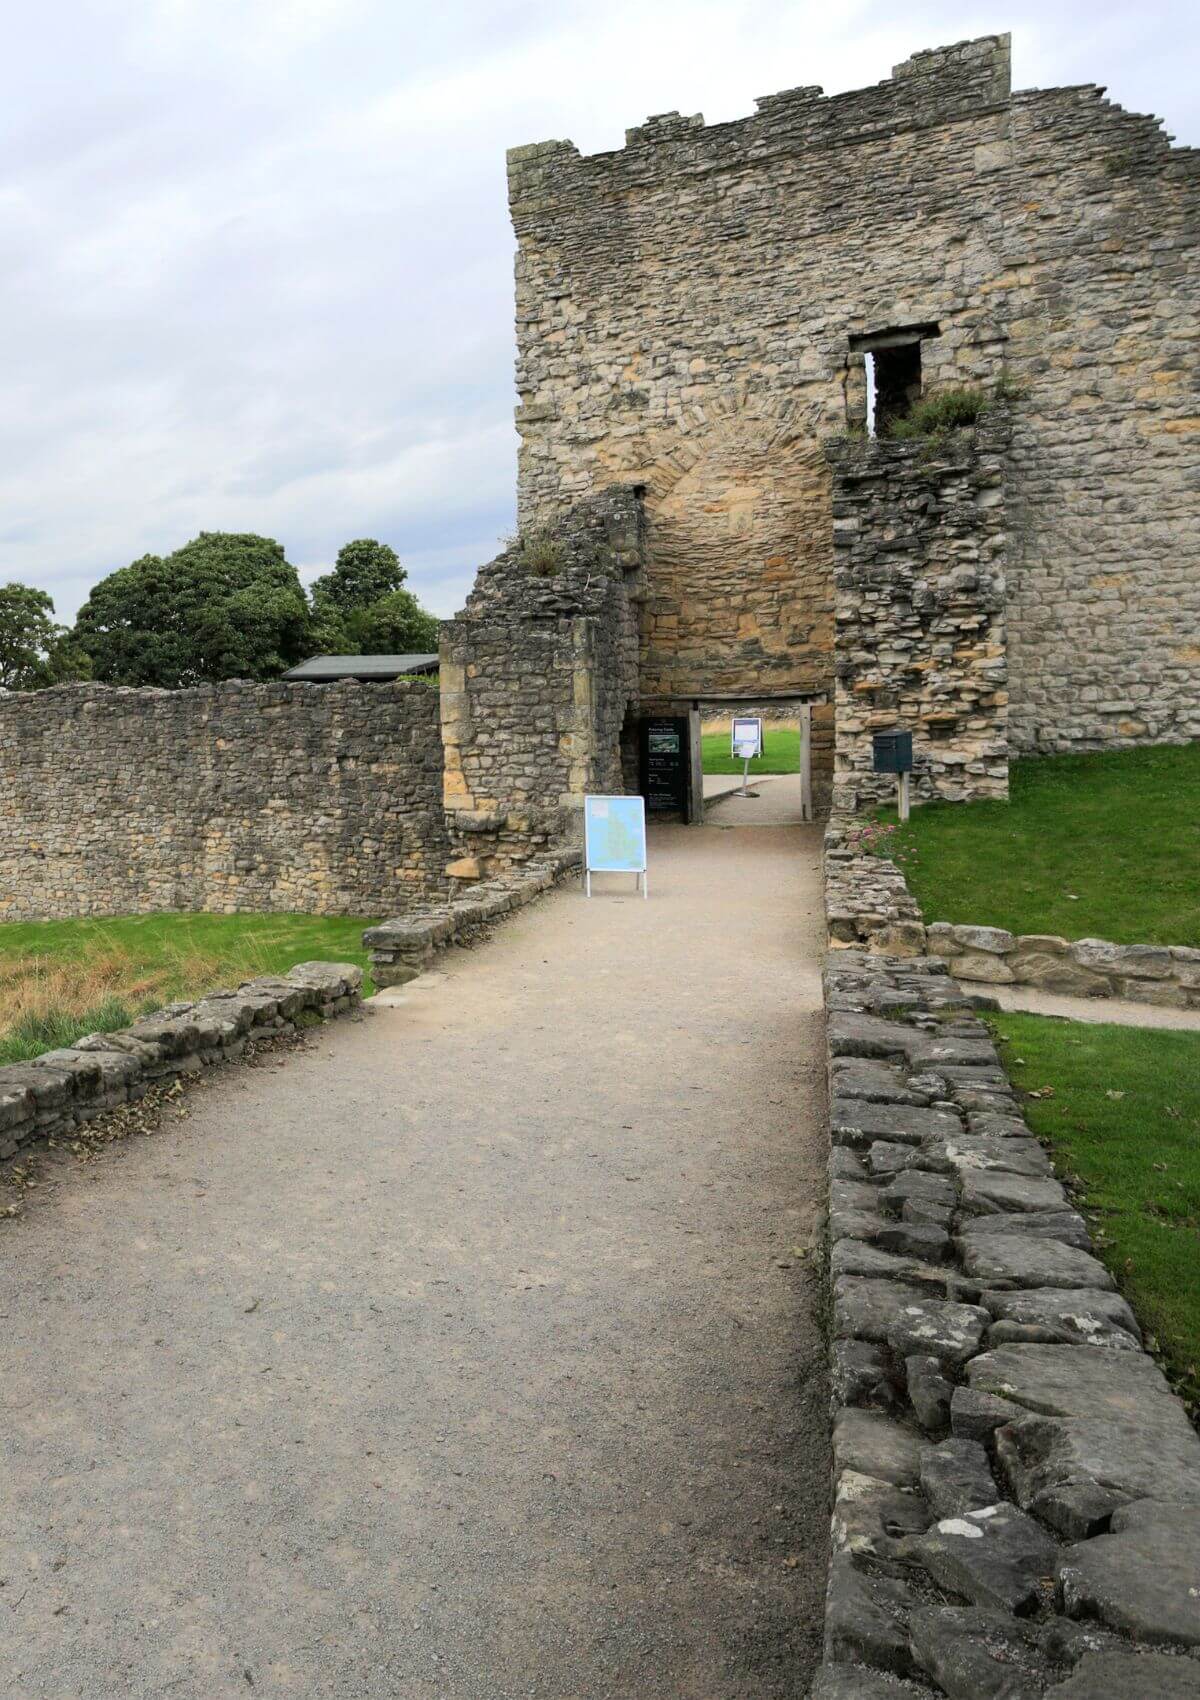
[
  {"xmin": 583, "ymin": 794, "xmax": 648, "ymax": 898},
  {"xmin": 731, "ymin": 716, "xmax": 763, "ymax": 760}
]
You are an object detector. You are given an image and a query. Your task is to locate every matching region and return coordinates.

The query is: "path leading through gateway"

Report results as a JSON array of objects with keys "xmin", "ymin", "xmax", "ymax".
[{"xmin": 1, "ymin": 816, "xmax": 830, "ymax": 1700}]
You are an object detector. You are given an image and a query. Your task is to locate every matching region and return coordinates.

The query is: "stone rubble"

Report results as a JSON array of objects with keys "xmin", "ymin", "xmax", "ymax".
[
  {"xmin": 813, "ymin": 841, "xmax": 1200, "ymax": 1696},
  {"xmin": 0, "ymin": 961, "xmax": 363, "ymax": 1166}
]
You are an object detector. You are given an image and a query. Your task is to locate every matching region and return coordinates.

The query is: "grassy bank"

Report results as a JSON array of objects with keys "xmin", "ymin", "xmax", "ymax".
[
  {"xmin": 0, "ymin": 913, "xmax": 378, "ymax": 1065},
  {"xmin": 878, "ymin": 744, "xmax": 1200, "ymax": 946},
  {"xmin": 701, "ymin": 727, "xmax": 799, "ymax": 775},
  {"xmin": 993, "ymin": 1011, "xmax": 1200, "ymax": 1411}
]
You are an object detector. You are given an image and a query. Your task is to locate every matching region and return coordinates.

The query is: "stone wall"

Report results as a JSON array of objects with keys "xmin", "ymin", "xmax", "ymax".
[
  {"xmin": 0, "ymin": 961, "xmax": 362, "ymax": 1166},
  {"xmin": 0, "ymin": 680, "xmax": 450, "ymax": 921},
  {"xmin": 930, "ymin": 922, "xmax": 1200, "ymax": 1011},
  {"xmin": 364, "ymin": 845, "xmax": 581, "ymax": 988},
  {"xmin": 825, "ymin": 822, "xmax": 1200, "ymax": 1012},
  {"xmin": 508, "ymin": 33, "xmax": 1200, "ymax": 769},
  {"xmin": 815, "ymin": 941, "xmax": 1200, "ymax": 1696},
  {"xmin": 440, "ymin": 487, "xmax": 645, "ymax": 875},
  {"xmin": 828, "ymin": 418, "xmax": 1010, "ymax": 812}
]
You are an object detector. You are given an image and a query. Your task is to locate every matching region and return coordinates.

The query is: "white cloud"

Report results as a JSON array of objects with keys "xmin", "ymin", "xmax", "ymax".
[{"xmin": 0, "ymin": 1, "xmax": 1195, "ymax": 625}]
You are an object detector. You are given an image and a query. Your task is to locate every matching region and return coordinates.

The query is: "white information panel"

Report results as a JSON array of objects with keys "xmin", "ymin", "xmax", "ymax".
[
  {"xmin": 583, "ymin": 795, "xmax": 648, "ymax": 898},
  {"xmin": 731, "ymin": 716, "xmax": 763, "ymax": 760}
]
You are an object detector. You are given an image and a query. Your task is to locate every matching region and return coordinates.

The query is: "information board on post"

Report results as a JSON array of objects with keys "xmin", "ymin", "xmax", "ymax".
[
  {"xmin": 583, "ymin": 795, "xmax": 648, "ymax": 899},
  {"xmin": 731, "ymin": 716, "xmax": 763, "ymax": 759},
  {"xmin": 731, "ymin": 715, "xmax": 764, "ymax": 796}
]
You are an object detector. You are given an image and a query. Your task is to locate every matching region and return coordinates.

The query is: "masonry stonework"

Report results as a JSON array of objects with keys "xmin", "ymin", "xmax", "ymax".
[
  {"xmin": 440, "ymin": 487, "xmax": 645, "ymax": 875},
  {"xmin": 829, "ymin": 417, "xmax": 1010, "ymax": 811},
  {"xmin": 508, "ymin": 33, "xmax": 1200, "ymax": 776},
  {"xmin": 0, "ymin": 681, "xmax": 450, "ymax": 921}
]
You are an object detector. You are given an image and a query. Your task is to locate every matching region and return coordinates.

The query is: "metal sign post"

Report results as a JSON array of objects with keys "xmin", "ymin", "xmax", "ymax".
[{"xmin": 731, "ymin": 716, "xmax": 763, "ymax": 796}]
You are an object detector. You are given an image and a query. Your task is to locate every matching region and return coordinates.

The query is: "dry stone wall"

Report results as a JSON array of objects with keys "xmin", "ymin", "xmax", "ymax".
[
  {"xmin": 508, "ymin": 33, "xmax": 1200, "ymax": 769},
  {"xmin": 0, "ymin": 961, "xmax": 362, "ymax": 1166},
  {"xmin": 828, "ymin": 419, "xmax": 1010, "ymax": 813},
  {"xmin": 814, "ymin": 929, "xmax": 1200, "ymax": 1696},
  {"xmin": 0, "ymin": 680, "xmax": 450, "ymax": 921},
  {"xmin": 440, "ymin": 487, "xmax": 645, "ymax": 876}
]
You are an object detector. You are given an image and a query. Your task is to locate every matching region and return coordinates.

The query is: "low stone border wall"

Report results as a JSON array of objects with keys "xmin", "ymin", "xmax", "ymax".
[
  {"xmin": 363, "ymin": 847, "xmax": 582, "ymax": 986},
  {"xmin": 927, "ymin": 923, "xmax": 1200, "ymax": 1010},
  {"xmin": 824, "ymin": 818, "xmax": 1200, "ymax": 1011},
  {"xmin": 811, "ymin": 937, "xmax": 1200, "ymax": 1695},
  {"xmin": 0, "ymin": 961, "xmax": 363, "ymax": 1165}
]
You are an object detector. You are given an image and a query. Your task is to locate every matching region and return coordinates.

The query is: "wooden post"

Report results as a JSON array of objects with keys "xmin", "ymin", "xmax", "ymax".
[
  {"xmin": 800, "ymin": 704, "xmax": 813, "ymax": 822},
  {"xmin": 687, "ymin": 704, "xmax": 704, "ymax": 825},
  {"xmin": 898, "ymin": 770, "xmax": 910, "ymax": 823}
]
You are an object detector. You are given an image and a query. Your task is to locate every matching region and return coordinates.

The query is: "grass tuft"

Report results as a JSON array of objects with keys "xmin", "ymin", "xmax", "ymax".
[{"xmin": 886, "ymin": 386, "xmax": 991, "ymax": 438}]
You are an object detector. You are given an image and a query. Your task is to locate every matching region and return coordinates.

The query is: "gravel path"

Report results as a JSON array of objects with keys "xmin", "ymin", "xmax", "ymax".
[
  {"xmin": 1, "ymin": 820, "xmax": 830, "ymax": 1700},
  {"xmin": 991, "ymin": 983, "xmax": 1200, "ymax": 1031}
]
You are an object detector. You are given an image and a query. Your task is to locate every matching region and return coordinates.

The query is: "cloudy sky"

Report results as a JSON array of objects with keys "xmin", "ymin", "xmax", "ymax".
[{"xmin": 2, "ymin": 1, "xmax": 1196, "ymax": 623}]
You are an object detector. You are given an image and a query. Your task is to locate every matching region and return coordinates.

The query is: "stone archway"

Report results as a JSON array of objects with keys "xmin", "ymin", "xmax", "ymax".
[{"xmin": 595, "ymin": 392, "xmax": 836, "ymax": 809}]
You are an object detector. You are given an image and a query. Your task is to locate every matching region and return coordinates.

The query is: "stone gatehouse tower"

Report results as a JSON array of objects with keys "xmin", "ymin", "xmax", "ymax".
[{"xmin": 506, "ymin": 33, "xmax": 1200, "ymax": 812}]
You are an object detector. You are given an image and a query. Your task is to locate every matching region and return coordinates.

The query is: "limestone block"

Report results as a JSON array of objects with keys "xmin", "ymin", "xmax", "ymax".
[
  {"xmin": 1009, "ymin": 952, "xmax": 1108, "ymax": 995},
  {"xmin": 1071, "ymin": 938, "xmax": 1173, "ymax": 979},
  {"xmin": 952, "ymin": 951, "xmax": 1016, "ymax": 984},
  {"xmin": 871, "ymin": 921, "xmax": 927, "ymax": 956},
  {"xmin": 925, "ymin": 923, "xmax": 960, "ymax": 959},
  {"xmin": 949, "ymin": 925, "xmax": 1015, "ymax": 954}
]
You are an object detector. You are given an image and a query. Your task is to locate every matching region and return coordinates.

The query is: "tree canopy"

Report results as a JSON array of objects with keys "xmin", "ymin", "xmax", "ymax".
[
  {"xmin": 74, "ymin": 532, "xmax": 311, "ymax": 687},
  {"xmin": 309, "ymin": 538, "xmax": 405, "ymax": 613},
  {"xmin": 0, "ymin": 583, "xmax": 90, "ymax": 690},
  {"xmin": 309, "ymin": 539, "xmax": 439, "ymax": 656}
]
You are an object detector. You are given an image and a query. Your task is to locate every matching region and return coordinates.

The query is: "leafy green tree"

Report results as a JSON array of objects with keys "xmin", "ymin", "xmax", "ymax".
[
  {"xmin": 0, "ymin": 583, "xmax": 91, "ymax": 690},
  {"xmin": 308, "ymin": 538, "xmax": 440, "ymax": 655},
  {"xmin": 74, "ymin": 533, "xmax": 310, "ymax": 686},
  {"xmin": 309, "ymin": 539, "xmax": 405, "ymax": 613},
  {"xmin": 340, "ymin": 588, "xmax": 439, "ymax": 654}
]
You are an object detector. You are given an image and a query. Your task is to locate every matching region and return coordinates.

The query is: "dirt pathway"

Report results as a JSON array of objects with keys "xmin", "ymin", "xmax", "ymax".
[
  {"xmin": 992, "ymin": 982, "xmax": 1200, "ymax": 1031},
  {"xmin": 1, "ymin": 820, "xmax": 830, "ymax": 1700}
]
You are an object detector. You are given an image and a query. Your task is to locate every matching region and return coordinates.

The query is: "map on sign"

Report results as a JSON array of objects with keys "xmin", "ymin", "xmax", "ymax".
[{"xmin": 583, "ymin": 795, "xmax": 648, "ymax": 897}]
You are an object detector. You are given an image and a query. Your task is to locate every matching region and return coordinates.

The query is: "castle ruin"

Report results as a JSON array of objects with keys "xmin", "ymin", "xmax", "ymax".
[{"xmin": 0, "ymin": 34, "xmax": 1197, "ymax": 917}]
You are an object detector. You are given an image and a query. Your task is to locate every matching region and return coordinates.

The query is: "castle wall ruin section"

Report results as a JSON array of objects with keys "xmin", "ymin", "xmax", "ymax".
[
  {"xmin": 440, "ymin": 488, "xmax": 645, "ymax": 877},
  {"xmin": 508, "ymin": 34, "xmax": 1200, "ymax": 768},
  {"xmin": 0, "ymin": 681, "xmax": 451, "ymax": 921},
  {"xmin": 829, "ymin": 418, "xmax": 1010, "ymax": 811}
]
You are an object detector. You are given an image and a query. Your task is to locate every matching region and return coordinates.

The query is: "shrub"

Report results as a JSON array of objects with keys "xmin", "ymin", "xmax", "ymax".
[
  {"xmin": 886, "ymin": 387, "xmax": 991, "ymax": 438},
  {"xmin": 515, "ymin": 530, "xmax": 567, "ymax": 577}
]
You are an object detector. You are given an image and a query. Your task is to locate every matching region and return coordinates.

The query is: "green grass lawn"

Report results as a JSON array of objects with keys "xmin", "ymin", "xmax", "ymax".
[
  {"xmin": 878, "ymin": 744, "xmax": 1200, "ymax": 946},
  {"xmin": 701, "ymin": 728, "xmax": 799, "ymax": 775},
  {"xmin": 0, "ymin": 912, "xmax": 378, "ymax": 1065},
  {"xmin": 993, "ymin": 1011, "xmax": 1200, "ymax": 1411}
]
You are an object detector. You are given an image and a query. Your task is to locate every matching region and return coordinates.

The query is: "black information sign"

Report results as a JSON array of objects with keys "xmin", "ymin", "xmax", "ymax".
[{"xmin": 640, "ymin": 716, "xmax": 689, "ymax": 814}]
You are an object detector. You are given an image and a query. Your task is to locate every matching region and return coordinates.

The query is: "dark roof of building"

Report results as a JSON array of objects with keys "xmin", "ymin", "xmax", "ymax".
[{"xmin": 281, "ymin": 654, "xmax": 439, "ymax": 683}]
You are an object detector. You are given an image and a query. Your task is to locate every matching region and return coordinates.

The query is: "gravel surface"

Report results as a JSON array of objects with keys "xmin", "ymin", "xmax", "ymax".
[
  {"xmin": 991, "ymin": 983, "xmax": 1200, "ymax": 1030},
  {"xmin": 1, "ymin": 820, "xmax": 830, "ymax": 1699}
]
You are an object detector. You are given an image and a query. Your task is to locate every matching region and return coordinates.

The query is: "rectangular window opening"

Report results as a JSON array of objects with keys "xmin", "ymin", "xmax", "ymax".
[{"xmin": 852, "ymin": 322, "xmax": 940, "ymax": 437}]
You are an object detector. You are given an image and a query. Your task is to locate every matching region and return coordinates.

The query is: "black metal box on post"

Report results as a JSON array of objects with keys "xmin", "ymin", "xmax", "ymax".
[
  {"xmin": 872, "ymin": 729, "xmax": 914, "ymax": 821},
  {"xmin": 872, "ymin": 730, "xmax": 913, "ymax": 774}
]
